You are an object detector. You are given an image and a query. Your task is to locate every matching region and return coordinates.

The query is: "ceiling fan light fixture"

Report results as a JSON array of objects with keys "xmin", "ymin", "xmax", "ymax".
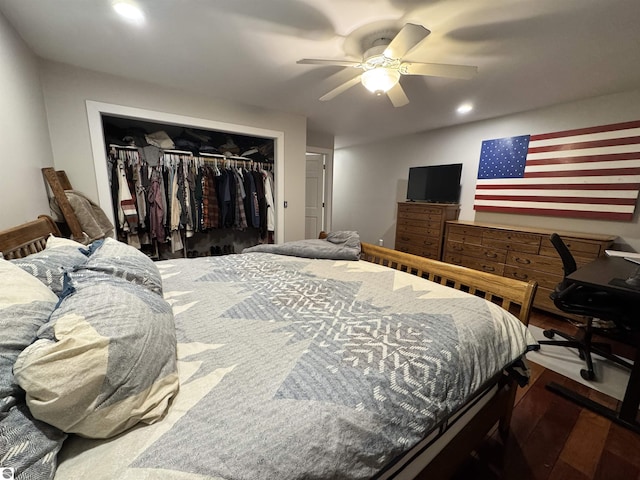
[
  {"xmin": 361, "ymin": 68, "xmax": 400, "ymax": 95},
  {"xmin": 113, "ymin": 1, "xmax": 145, "ymax": 24}
]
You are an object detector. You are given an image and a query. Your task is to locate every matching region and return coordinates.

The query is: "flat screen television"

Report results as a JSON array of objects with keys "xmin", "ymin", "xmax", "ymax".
[{"xmin": 406, "ymin": 163, "xmax": 462, "ymax": 203}]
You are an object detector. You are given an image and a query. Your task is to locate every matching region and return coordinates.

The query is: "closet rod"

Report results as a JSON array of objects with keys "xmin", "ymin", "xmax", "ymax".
[
  {"xmin": 109, "ymin": 144, "xmax": 262, "ymax": 162},
  {"xmin": 199, "ymin": 152, "xmax": 255, "ymax": 161}
]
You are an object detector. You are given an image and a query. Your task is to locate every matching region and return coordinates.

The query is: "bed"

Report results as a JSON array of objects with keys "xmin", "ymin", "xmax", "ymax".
[{"xmin": 0, "ymin": 216, "xmax": 538, "ymax": 480}]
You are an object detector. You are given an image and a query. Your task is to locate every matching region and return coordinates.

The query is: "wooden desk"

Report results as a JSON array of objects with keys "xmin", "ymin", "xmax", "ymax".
[{"xmin": 546, "ymin": 256, "xmax": 640, "ymax": 433}]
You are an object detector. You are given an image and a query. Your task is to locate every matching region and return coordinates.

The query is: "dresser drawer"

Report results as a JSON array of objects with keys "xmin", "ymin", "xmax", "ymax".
[
  {"xmin": 539, "ymin": 237, "xmax": 603, "ymax": 258},
  {"xmin": 482, "ymin": 229, "xmax": 541, "ymax": 245},
  {"xmin": 398, "ymin": 204, "xmax": 447, "ymax": 216},
  {"xmin": 398, "ymin": 211, "xmax": 443, "ymax": 223},
  {"xmin": 503, "ymin": 265, "xmax": 562, "ymax": 290},
  {"xmin": 482, "ymin": 237, "xmax": 540, "ymax": 254},
  {"xmin": 397, "ymin": 242, "xmax": 439, "ymax": 259},
  {"xmin": 396, "ymin": 233, "xmax": 441, "ymax": 248},
  {"xmin": 447, "ymin": 224, "xmax": 482, "ymax": 237},
  {"xmin": 447, "ymin": 232, "xmax": 483, "ymax": 245},
  {"xmin": 445, "ymin": 241, "xmax": 506, "ymax": 263},
  {"xmin": 397, "ymin": 221, "xmax": 442, "ymax": 235},
  {"xmin": 505, "ymin": 251, "xmax": 563, "ymax": 275},
  {"xmin": 444, "ymin": 253, "xmax": 505, "ymax": 275},
  {"xmin": 482, "ymin": 229, "xmax": 541, "ymax": 253}
]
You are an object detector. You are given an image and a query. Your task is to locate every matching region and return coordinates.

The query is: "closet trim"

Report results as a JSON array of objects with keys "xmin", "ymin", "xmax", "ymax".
[{"xmin": 85, "ymin": 100, "xmax": 285, "ymax": 242}]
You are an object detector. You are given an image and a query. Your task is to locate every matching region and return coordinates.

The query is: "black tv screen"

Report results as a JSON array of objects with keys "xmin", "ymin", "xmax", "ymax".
[{"xmin": 406, "ymin": 163, "xmax": 462, "ymax": 203}]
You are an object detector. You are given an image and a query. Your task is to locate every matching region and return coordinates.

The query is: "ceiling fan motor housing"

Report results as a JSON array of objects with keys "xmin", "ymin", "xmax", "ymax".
[{"xmin": 362, "ymin": 45, "xmax": 400, "ymax": 71}]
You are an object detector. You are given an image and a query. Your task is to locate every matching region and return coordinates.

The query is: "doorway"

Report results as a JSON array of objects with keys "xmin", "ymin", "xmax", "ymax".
[{"xmin": 305, "ymin": 147, "xmax": 333, "ymax": 239}]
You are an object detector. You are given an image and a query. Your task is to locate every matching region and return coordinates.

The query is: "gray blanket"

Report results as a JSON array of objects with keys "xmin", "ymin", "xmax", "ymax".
[
  {"xmin": 242, "ymin": 230, "xmax": 361, "ymax": 260},
  {"xmin": 55, "ymin": 253, "xmax": 536, "ymax": 480}
]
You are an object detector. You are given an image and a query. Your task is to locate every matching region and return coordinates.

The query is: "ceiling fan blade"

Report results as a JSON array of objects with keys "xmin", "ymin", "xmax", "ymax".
[
  {"xmin": 384, "ymin": 23, "xmax": 430, "ymax": 59},
  {"xmin": 297, "ymin": 58, "xmax": 361, "ymax": 68},
  {"xmin": 319, "ymin": 75, "xmax": 362, "ymax": 101},
  {"xmin": 387, "ymin": 82, "xmax": 409, "ymax": 108},
  {"xmin": 401, "ymin": 62, "xmax": 478, "ymax": 79}
]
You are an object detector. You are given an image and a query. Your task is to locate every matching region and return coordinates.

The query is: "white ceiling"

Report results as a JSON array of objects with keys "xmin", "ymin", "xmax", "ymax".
[{"xmin": 1, "ymin": 0, "xmax": 640, "ymax": 148}]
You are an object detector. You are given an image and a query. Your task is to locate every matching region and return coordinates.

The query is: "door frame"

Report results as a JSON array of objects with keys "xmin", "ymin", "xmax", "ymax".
[{"xmin": 305, "ymin": 146, "xmax": 333, "ymax": 235}]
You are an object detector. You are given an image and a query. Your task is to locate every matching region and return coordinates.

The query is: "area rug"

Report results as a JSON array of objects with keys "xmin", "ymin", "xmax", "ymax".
[{"xmin": 526, "ymin": 325, "xmax": 634, "ymax": 403}]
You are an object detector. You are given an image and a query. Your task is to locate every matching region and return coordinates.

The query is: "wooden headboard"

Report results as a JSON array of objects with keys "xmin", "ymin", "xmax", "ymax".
[{"xmin": 0, "ymin": 215, "xmax": 61, "ymax": 259}]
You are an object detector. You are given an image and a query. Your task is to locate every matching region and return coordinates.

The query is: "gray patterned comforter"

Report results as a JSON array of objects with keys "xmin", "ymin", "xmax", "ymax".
[{"xmin": 55, "ymin": 252, "xmax": 537, "ymax": 480}]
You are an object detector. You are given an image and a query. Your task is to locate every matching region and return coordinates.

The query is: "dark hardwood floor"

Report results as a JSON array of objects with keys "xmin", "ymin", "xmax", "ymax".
[{"xmin": 452, "ymin": 309, "xmax": 640, "ymax": 480}]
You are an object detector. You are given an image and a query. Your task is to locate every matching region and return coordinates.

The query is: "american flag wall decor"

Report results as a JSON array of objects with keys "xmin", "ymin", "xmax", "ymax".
[{"xmin": 473, "ymin": 120, "xmax": 640, "ymax": 221}]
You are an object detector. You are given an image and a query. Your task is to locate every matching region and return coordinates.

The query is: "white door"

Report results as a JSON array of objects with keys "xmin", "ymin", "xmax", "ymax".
[{"xmin": 305, "ymin": 153, "xmax": 325, "ymax": 239}]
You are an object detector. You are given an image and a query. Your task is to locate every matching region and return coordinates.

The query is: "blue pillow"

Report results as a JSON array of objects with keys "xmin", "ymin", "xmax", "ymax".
[
  {"xmin": 10, "ymin": 236, "xmax": 88, "ymax": 296},
  {"xmin": 82, "ymin": 237, "xmax": 163, "ymax": 295},
  {"xmin": 15, "ymin": 267, "xmax": 178, "ymax": 439}
]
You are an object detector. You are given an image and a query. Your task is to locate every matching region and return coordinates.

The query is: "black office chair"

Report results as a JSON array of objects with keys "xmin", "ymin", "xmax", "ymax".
[{"xmin": 538, "ymin": 233, "xmax": 633, "ymax": 381}]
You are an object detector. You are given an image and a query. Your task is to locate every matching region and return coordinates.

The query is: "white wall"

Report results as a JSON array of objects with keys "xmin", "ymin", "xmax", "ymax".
[
  {"xmin": 0, "ymin": 11, "xmax": 53, "ymax": 229},
  {"xmin": 39, "ymin": 61, "xmax": 308, "ymax": 242},
  {"xmin": 333, "ymin": 88, "xmax": 640, "ymax": 251}
]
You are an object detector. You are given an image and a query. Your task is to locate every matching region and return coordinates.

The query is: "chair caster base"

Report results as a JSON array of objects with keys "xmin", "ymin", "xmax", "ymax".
[
  {"xmin": 543, "ymin": 330, "xmax": 555, "ymax": 339},
  {"xmin": 580, "ymin": 369, "xmax": 595, "ymax": 381}
]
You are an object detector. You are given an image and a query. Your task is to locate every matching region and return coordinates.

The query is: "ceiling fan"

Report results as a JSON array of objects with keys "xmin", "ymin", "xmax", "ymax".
[{"xmin": 297, "ymin": 23, "xmax": 478, "ymax": 107}]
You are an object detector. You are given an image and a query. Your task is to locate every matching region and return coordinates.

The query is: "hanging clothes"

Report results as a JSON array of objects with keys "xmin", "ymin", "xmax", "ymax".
[
  {"xmin": 147, "ymin": 169, "xmax": 165, "ymax": 243},
  {"xmin": 108, "ymin": 146, "xmax": 274, "ymax": 252},
  {"xmin": 263, "ymin": 168, "xmax": 275, "ymax": 233}
]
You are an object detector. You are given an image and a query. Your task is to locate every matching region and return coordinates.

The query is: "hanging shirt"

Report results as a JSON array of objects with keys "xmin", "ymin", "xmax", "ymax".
[{"xmin": 263, "ymin": 170, "xmax": 275, "ymax": 232}]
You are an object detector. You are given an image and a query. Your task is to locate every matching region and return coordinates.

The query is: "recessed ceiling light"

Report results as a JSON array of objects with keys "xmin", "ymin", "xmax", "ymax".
[
  {"xmin": 457, "ymin": 103, "xmax": 473, "ymax": 115},
  {"xmin": 113, "ymin": 1, "xmax": 145, "ymax": 24}
]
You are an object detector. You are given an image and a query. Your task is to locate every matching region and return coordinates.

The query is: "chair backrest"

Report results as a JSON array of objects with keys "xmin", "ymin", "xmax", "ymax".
[{"xmin": 550, "ymin": 233, "xmax": 577, "ymax": 278}]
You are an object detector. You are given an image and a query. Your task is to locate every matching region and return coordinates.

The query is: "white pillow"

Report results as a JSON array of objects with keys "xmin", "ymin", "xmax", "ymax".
[
  {"xmin": 0, "ymin": 259, "xmax": 65, "ymax": 479},
  {"xmin": 46, "ymin": 234, "xmax": 86, "ymax": 250}
]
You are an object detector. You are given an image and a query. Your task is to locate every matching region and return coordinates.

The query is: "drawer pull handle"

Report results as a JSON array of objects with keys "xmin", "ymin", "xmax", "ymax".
[
  {"xmin": 515, "ymin": 257, "xmax": 531, "ymax": 265},
  {"xmin": 514, "ymin": 272, "xmax": 528, "ymax": 280},
  {"xmin": 483, "ymin": 265, "xmax": 495, "ymax": 272},
  {"xmin": 452, "ymin": 245, "xmax": 463, "ymax": 251},
  {"xmin": 484, "ymin": 252, "xmax": 497, "ymax": 258}
]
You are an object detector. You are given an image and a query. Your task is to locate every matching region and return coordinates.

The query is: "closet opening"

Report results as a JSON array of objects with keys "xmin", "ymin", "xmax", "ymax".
[{"xmin": 86, "ymin": 101, "xmax": 285, "ymax": 259}]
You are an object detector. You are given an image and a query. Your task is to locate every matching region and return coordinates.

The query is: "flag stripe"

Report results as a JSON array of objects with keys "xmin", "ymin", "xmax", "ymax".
[
  {"xmin": 529, "ymin": 120, "xmax": 640, "ymax": 142},
  {"xmin": 474, "ymin": 120, "xmax": 640, "ymax": 220},
  {"xmin": 530, "ymin": 127, "xmax": 640, "ymax": 147},
  {"xmin": 473, "ymin": 205, "xmax": 634, "ymax": 221},
  {"xmin": 476, "ymin": 175, "xmax": 640, "ymax": 185},
  {"xmin": 529, "ymin": 136, "xmax": 640, "ymax": 154},
  {"xmin": 474, "ymin": 183, "xmax": 640, "ymax": 191},
  {"xmin": 527, "ymin": 143, "xmax": 640, "ymax": 159},
  {"xmin": 525, "ymin": 152, "xmax": 640, "ymax": 166},
  {"xmin": 525, "ymin": 167, "xmax": 640, "ymax": 178},
  {"xmin": 473, "ymin": 199, "xmax": 635, "ymax": 213},
  {"xmin": 525, "ymin": 159, "xmax": 640, "ymax": 173},
  {"xmin": 474, "ymin": 195, "xmax": 637, "ymax": 205}
]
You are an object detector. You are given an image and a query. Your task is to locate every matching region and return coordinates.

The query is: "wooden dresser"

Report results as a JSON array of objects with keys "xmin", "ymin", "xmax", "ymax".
[
  {"xmin": 442, "ymin": 220, "xmax": 616, "ymax": 316},
  {"xmin": 395, "ymin": 202, "xmax": 460, "ymax": 260}
]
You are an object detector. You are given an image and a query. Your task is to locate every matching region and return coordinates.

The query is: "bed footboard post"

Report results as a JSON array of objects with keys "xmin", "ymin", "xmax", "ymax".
[{"xmin": 497, "ymin": 374, "xmax": 519, "ymax": 443}]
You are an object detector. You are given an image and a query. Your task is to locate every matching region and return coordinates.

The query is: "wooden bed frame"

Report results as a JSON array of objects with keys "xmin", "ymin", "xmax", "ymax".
[
  {"xmin": 0, "ymin": 215, "xmax": 61, "ymax": 259},
  {"xmin": 358, "ymin": 241, "xmax": 536, "ymax": 479},
  {"xmin": 1, "ymin": 217, "xmax": 537, "ymax": 480}
]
